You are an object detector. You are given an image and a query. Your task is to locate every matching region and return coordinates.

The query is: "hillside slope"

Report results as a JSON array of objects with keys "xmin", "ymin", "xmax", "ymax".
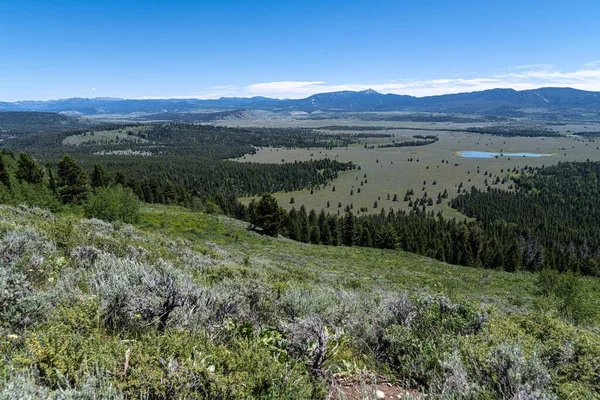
[
  {"xmin": 0, "ymin": 111, "xmax": 96, "ymax": 135},
  {"xmin": 1, "ymin": 204, "xmax": 599, "ymax": 398}
]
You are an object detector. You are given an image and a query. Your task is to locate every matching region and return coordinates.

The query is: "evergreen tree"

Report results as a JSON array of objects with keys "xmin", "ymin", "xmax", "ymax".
[
  {"xmin": 299, "ymin": 205, "xmax": 310, "ymax": 243},
  {"xmin": 319, "ymin": 211, "xmax": 332, "ymax": 245},
  {"xmin": 0, "ymin": 156, "xmax": 10, "ymax": 189},
  {"xmin": 90, "ymin": 164, "xmax": 108, "ymax": 188},
  {"xmin": 505, "ymin": 238, "xmax": 522, "ymax": 272},
  {"xmin": 329, "ymin": 215, "xmax": 341, "ymax": 246},
  {"xmin": 375, "ymin": 223, "xmax": 399, "ymax": 249},
  {"xmin": 359, "ymin": 227, "xmax": 373, "ymax": 247},
  {"xmin": 286, "ymin": 208, "xmax": 301, "ymax": 241},
  {"xmin": 47, "ymin": 166, "xmax": 56, "ymax": 193},
  {"xmin": 310, "ymin": 225, "xmax": 321, "ymax": 244},
  {"xmin": 308, "ymin": 209, "xmax": 318, "ymax": 227},
  {"xmin": 343, "ymin": 211, "xmax": 355, "ymax": 246},
  {"xmin": 247, "ymin": 199, "xmax": 257, "ymax": 224},
  {"xmin": 114, "ymin": 172, "xmax": 126, "ymax": 186},
  {"xmin": 57, "ymin": 155, "xmax": 88, "ymax": 204},
  {"xmin": 254, "ymin": 193, "xmax": 285, "ymax": 237},
  {"xmin": 15, "ymin": 153, "xmax": 43, "ymax": 184}
]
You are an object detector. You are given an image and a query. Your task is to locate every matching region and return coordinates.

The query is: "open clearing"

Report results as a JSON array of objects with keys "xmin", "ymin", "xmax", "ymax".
[
  {"xmin": 63, "ymin": 126, "xmax": 149, "ymax": 146},
  {"xmin": 236, "ymin": 127, "xmax": 600, "ymax": 217}
]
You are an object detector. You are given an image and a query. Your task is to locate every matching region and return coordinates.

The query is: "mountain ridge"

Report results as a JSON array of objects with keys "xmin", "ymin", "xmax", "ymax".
[{"xmin": 2, "ymin": 87, "xmax": 600, "ymax": 115}]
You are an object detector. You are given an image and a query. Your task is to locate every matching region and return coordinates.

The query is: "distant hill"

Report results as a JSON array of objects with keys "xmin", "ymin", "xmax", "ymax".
[
  {"xmin": 2, "ymin": 87, "xmax": 600, "ymax": 116},
  {"xmin": 135, "ymin": 109, "xmax": 250, "ymax": 122},
  {"xmin": 0, "ymin": 111, "xmax": 96, "ymax": 135}
]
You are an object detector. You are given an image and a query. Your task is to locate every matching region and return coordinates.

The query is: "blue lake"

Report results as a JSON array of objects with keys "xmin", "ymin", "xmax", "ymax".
[{"xmin": 458, "ymin": 151, "xmax": 552, "ymax": 159}]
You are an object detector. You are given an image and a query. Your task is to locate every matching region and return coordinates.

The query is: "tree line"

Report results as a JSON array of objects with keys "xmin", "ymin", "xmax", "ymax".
[
  {"xmin": 0, "ymin": 150, "xmax": 140, "ymax": 223},
  {"xmin": 377, "ymin": 135, "xmax": 438, "ymax": 148},
  {"xmin": 5, "ymin": 123, "xmax": 358, "ymax": 202},
  {"xmin": 230, "ymin": 161, "xmax": 600, "ymax": 277}
]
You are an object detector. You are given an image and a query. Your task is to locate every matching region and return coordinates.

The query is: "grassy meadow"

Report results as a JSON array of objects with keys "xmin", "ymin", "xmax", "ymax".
[
  {"xmin": 235, "ymin": 126, "xmax": 600, "ymax": 217},
  {"xmin": 62, "ymin": 126, "xmax": 149, "ymax": 146}
]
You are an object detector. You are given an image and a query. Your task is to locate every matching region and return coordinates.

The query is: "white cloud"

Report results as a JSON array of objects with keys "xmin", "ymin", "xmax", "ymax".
[
  {"xmin": 511, "ymin": 64, "xmax": 555, "ymax": 71},
  {"xmin": 84, "ymin": 87, "xmax": 96, "ymax": 92}
]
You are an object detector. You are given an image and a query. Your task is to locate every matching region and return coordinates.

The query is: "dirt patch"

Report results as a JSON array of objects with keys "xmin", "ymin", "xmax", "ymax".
[{"xmin": 330, "ymin": 376, "xmax": 422, "ymax": 399}]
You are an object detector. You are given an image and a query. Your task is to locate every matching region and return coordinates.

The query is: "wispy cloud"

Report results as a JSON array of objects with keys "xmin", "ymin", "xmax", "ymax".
[
  {"xmin": 245, "ymin": 81, "xmax": 325, "ymax": 95},
  {"xmin": 142, "ymin": 62, "xmax": 600, "ymax": 100},
  {"xmin": 511, "ymin": 64, "xmax": 555, "ymax": 71},
  {"xmin": 84, "ymin": 87, "xmax": 96, "ymax": 92}
]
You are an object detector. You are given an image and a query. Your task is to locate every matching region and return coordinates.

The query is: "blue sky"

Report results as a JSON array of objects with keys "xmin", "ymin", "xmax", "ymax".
[{"xmin": 1, "ymin": 0, "xmax": 599, "ymax": 101}]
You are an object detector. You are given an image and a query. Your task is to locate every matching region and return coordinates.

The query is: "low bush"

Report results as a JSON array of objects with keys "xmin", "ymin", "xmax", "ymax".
[{"xmin": 84, "ymin": 186, "xmax": 140, "ymax": 223}]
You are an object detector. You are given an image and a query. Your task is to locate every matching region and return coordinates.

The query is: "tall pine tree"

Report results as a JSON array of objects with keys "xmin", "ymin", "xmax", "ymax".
[
  {"xmin": 57, "ymin": 155, "xmax": 88, "ymax": 204},
  {"xmin": 15, "ymin": 153, "xmax": 43, "ymax": 184},
  {"xmin": 0, "ymin": 156, "xmax": 11, "ymax": 190},
  {"xmin": 254, "ymin": 193, "xmax": 285, "ymax": 237}
]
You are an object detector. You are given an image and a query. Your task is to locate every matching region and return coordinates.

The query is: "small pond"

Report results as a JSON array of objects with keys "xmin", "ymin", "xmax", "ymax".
[{"xmin": 457, "ymin": 151, "xmax": 552, "ymax": 159}]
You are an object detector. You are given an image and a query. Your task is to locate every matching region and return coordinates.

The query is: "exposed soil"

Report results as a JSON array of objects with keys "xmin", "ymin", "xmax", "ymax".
[{"xmin": 330, "ymin": 376, "xmax": 423, "ymax": 399}]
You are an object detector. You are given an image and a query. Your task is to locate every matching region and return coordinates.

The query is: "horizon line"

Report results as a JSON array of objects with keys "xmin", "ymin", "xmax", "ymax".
[{"xmin": 0, "ymin": 85, "xmax": 592, "ymax": 103}]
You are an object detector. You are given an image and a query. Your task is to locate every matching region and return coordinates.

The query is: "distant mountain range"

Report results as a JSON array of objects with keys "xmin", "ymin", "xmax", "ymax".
[{"xmin": 2, "ymin": 87, "xmax": 600, "ymax": 116}]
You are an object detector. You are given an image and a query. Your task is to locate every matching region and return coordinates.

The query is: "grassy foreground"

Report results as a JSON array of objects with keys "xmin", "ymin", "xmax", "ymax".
[{"xmin": 0, "ymin": 203, "xmax": 599, "ymax": 398}]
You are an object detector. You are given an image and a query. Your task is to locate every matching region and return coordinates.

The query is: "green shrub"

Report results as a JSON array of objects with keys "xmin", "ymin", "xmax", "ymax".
[
  {"xmin": 485, "ymin": 343, "xmax": 553, "ymax": 399},
  {"xmin": 535, "ymin": 269, "xmax": 595, "ymax": 324},
  {"xmin": 48, "ymin": 217, "xmax": 78, "ymax": 252},
  {"xmin": 463, "ymin": 313, "xmax": 600, "ymax": 398},
  {"xmin": 84, "ymin": 186, "xmax": 140, "ymax": 223},
  {"xmin": 10, "ymin": 300, "xmax": 325, "ymax": 399},
  {"xmin": 381, "ymin": 296, "xmax": 483, "ymax": 387},
  {"xmin": 203, "ymin": 201, "xmax": 222, "ymax": 214},
  {"xmin": 0, "ymin": 264, "xmax": 48, "ymax": 330},
  {"xmin": 0, "ymin": 181, "xmax": 61, "ymax": 212}
]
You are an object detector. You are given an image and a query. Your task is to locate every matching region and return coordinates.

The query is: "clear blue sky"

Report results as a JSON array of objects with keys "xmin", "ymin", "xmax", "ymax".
[{"xmin": 1, "ymin": 0, "xmax": 599, "ymax": 100}]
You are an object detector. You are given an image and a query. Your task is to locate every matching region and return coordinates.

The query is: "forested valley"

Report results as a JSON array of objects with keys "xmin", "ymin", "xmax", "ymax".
[
  {"xmin": 1, "ymin": 119, "xmax": 600, "ymax": 398},
  {"xmin": 6, "ymin": 120, "xmax": 600, "ymax": 278}
]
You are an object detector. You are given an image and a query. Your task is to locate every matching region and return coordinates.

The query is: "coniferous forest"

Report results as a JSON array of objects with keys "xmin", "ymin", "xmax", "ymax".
[{"xmin": 221, "ymin": 161, "xmax": 600, "ymax": 277}]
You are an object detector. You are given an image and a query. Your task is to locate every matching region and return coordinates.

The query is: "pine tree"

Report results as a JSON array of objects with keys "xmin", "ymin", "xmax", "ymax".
[
  {"xmin": 0, "ymin": 156, "xmax": 10, "ymax": 189},
  {"xmin": 360, "ymin": 227, "xmax": 373, "ymax": 247},
  {"xmin": 308, "ymin": 209, "xmax": 318, "ymax": 226},
  {"xmin": 15, "ymin": 153, "xmax": 43, "ymax": 184},
  {"xmin": 375, "ymin": 224, "xmax": 398, "ymax": 249},
  {"xmin": 310, "ymin": 225, "xmax": 321, "ymax": 244},
  {"xmin": 286, "ymin": 208, "xmax": 301, "ymax": 241},
  {"xmin": 505, "ymin": 238, "xmax": 522, "ymax": 272},
  {"xmin": 299, "ymin": 205, "xmax": 310, "ymax": 243},
  {"xmin": 328, "ymin": 215, "xmax": 341, "ymax": 246},
  {"xmin": 254, "ymin": 193, "xmax": 285, "ymax": 237},
  {"xmin": 318, "ymin": 211, "xmax": 331, "ymax": 245},
  {"xmin": 114, "ymin": 172, "xmax": 126, "ymax": 186},
  {"xmin": 247, "ymin": 199, "xmax": 257, "ymax": 224},
  {"xmin": 47, "ymin": 166, "xmax": 56, "ymax": 193},
  {"xmin": 343, "ymin": 211, "xmax": 355, "ymax": 246},
  {"xmin": 90, "ymin": 164, "xmax": 107, "ymax": 188},
  {"xmin": 57, "ymin": 155, "xmax": 88, "ymax": 204}
]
